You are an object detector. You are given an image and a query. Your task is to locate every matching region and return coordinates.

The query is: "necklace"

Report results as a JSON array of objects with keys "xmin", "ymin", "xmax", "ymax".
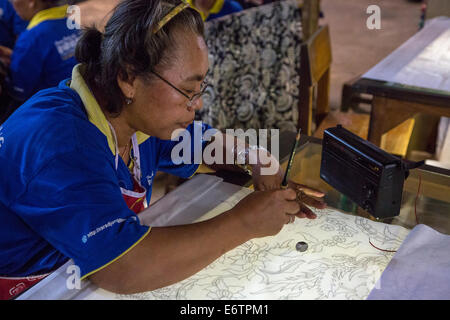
[{"xmin": 120, "ymin": 140, "xmax": 131, "ymax": 160}]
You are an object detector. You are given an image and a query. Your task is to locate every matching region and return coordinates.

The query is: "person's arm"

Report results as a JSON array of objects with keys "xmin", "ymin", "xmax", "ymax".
[
  {"xmin": 89, "ymin": 188, "xmax": 300, "ymax": 294},
  {"xmin": 89, "ymin": 207, "xmax": 250, "ymax": 293}
]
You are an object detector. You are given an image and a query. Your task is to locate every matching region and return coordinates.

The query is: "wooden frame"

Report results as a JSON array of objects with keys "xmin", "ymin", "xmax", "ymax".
[
  {"xmin": 369, "ymin": 96, "xmax": 450, "ymax": 145},
  {"xmin": 342, "ymin": 77, "xmax": 450, "ymax": 157},
  {"xmin": 298, "ymin": 24, "xmax": 332, "ymax": 136}
]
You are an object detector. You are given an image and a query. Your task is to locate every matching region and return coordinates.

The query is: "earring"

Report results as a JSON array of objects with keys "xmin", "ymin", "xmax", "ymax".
[{"xmin": 125, "ymin": 97, "xmax": 133, "ymax": 105}]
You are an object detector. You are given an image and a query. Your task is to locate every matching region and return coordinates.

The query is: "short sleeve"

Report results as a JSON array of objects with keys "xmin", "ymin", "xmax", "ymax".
[
  {"xmin": 6, "ymin": 32, "xmax": 44, "ymax": 101},
  {"xmin": 10, "ymin": 148, "xmax": 150, "ymax": 278},
  {"xmin": 157, "ymin": 122, "xmax": 217, "ymax": 178}
]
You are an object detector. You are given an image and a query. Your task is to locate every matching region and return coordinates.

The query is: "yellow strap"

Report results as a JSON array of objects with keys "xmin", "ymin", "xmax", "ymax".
[
  {"xmin": 27, "ymin": 5, "xmax": 69, "ymax": 30},
  {"xmin": 210, "ymin": 0, "xmax": 225, "ymax": 14},
  {"xmin": 153, "ymin": 1, "xmax": 190, "ymax": 34}
]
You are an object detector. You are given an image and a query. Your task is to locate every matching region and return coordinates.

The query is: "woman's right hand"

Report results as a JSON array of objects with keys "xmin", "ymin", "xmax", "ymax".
[{"xmin": 230, "ymin": 188, "xmax": 301, "ymax": 239}]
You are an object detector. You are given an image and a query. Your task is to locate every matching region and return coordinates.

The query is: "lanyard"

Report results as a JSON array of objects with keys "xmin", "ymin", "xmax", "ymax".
[{"xmin": 107, "ymin": 122, "xmax": 142, "ymax": 182}]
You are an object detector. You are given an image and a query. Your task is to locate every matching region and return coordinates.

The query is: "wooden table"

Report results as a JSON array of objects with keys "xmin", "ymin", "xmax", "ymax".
[{"xmin": 342, "ymin": 17, "xmax": 450, "ymax": 155}]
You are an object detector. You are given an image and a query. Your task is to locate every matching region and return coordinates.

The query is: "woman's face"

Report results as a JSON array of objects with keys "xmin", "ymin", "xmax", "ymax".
[{"xmin": 123, "ymin": 31, "xmax": 209, "ymax": 140}]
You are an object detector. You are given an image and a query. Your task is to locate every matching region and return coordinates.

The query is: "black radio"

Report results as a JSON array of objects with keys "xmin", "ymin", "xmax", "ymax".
[{"xmin": 320, "ymin": 125, "xmax": 423, "ymax": 219}]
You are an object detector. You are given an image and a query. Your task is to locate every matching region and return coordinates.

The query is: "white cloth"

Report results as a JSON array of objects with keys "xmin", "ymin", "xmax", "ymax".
[
  {"xmin": 368, "ymin": 224, "xmax": 450, "ymax": 300},
  {"xmin": 437, "ymin": 117, "xmax": 450, "ymax": 163}
]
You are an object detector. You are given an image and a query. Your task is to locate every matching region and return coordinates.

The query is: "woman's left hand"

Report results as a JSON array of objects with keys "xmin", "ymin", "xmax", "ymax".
[
  {"xmin": 252, "ymin": 165, "xmax": 326, "ymax": 219},
  {"xmin": 286, "ymin": 180, "xmax": 327, "ymax": 219}
]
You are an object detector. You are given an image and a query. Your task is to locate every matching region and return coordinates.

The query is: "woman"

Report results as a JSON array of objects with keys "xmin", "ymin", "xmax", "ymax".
[
  {"xmin": 0, "ymin": 0, "xmax": 325, "ymax": 298},
  {"xmin": 0, "ymin": 0, "xmax": 80, "ymax": 106}
]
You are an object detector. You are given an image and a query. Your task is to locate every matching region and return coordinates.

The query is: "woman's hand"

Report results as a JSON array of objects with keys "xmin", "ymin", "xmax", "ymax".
[
  {"xmin": 231, "ymin": 188, "xmax": 301, "ymax": 238},
  {"xmin": 252, "ymin": 162, "xmax": 326, "ymax": 219},
  {"xmin": 287, "ymin": 180, "xmax": 326, "ymax": 219}
]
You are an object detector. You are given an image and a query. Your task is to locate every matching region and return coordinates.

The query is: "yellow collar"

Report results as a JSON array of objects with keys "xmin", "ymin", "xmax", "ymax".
[
  {"xmin": 27, "ymin": 5, "xmax": 69, "ymax": 30},
  {"xmin": 210, "ymin": 0, "xmax": 225, "ymax": 14},
  {"xmin": 69, "ymin": 64, "xmax": 150, "ymax": 156},
  {"xmin": 187, "ymin": 0, "xmax": 224, "ymax": 20}
]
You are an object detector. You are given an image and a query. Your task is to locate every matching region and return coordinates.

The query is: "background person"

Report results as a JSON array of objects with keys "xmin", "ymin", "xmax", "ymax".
[{"xmin": 0, "ymin": 0, "xmax": 80, "ymax": 121}]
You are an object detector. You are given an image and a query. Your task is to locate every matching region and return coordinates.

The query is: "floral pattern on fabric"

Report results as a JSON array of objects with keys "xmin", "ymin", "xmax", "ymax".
[{"xmin": 196, "ymin": 0, "xmax": 303, "ymax": 133}]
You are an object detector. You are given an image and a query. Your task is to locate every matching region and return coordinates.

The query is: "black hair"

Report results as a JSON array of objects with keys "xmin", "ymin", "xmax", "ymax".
[
  {"xmin": 75, "ymin": 0, "xmax": 204, "ymax": 115},
  {"xmin": 43, "ymin": 0, "xmax": 68, "ymax": 5}
]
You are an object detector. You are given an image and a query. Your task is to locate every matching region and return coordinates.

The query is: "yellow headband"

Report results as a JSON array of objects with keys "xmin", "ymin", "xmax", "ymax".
[{"xmin": 153, "ymin": 1, "xmax": 191, "ymax": 34}]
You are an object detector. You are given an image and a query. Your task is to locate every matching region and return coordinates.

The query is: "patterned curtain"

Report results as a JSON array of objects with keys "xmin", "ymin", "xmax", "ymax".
[{"xmin": 197, "ymin": 0, "xmax": 303, "ymax": 133}]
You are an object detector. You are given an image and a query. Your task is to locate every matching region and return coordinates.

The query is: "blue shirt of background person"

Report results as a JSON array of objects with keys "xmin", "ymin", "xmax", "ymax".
[
  {"xmin": 0, "ymin": 0, "xmax": 27, "ymax": 48},
  {"xmin": 5, "ymin": 2, "xmax": 80, "ymax": 102},
  {"xmin": 206, "ymin": 0, "xmax": 242, "ymax": 21}
]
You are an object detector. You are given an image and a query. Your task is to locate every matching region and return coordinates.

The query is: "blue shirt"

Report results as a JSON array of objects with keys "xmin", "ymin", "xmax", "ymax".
[
  {"xmin": 6, "ymin": 8, "xmax": 80, "ymax": 102},
  {"xmin": 0, "ymin": 78, "xmax": 212, "ymax": 278},
  {"xmin": 206, "ymin": 0, "xmax": 243, "ymax": 21},
  {"xmin": 0, "ymin": 0, "xmax": 27, "ymax": 48}
]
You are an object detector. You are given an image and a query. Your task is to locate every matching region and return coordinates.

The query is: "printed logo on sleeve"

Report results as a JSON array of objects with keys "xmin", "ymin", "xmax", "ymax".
[
  {"xmin": 54, "ymin": 33, "xmax": 80, "ymax": 61},
  {"xmin": 82, "ymin": 218, "xmax": 127, "ymax": 244}
]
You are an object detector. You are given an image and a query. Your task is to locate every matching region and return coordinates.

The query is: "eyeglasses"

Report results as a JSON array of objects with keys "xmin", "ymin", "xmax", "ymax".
[{"xmin": 151, "ymin": 71, "xmax": 209, "ymax": 108}]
